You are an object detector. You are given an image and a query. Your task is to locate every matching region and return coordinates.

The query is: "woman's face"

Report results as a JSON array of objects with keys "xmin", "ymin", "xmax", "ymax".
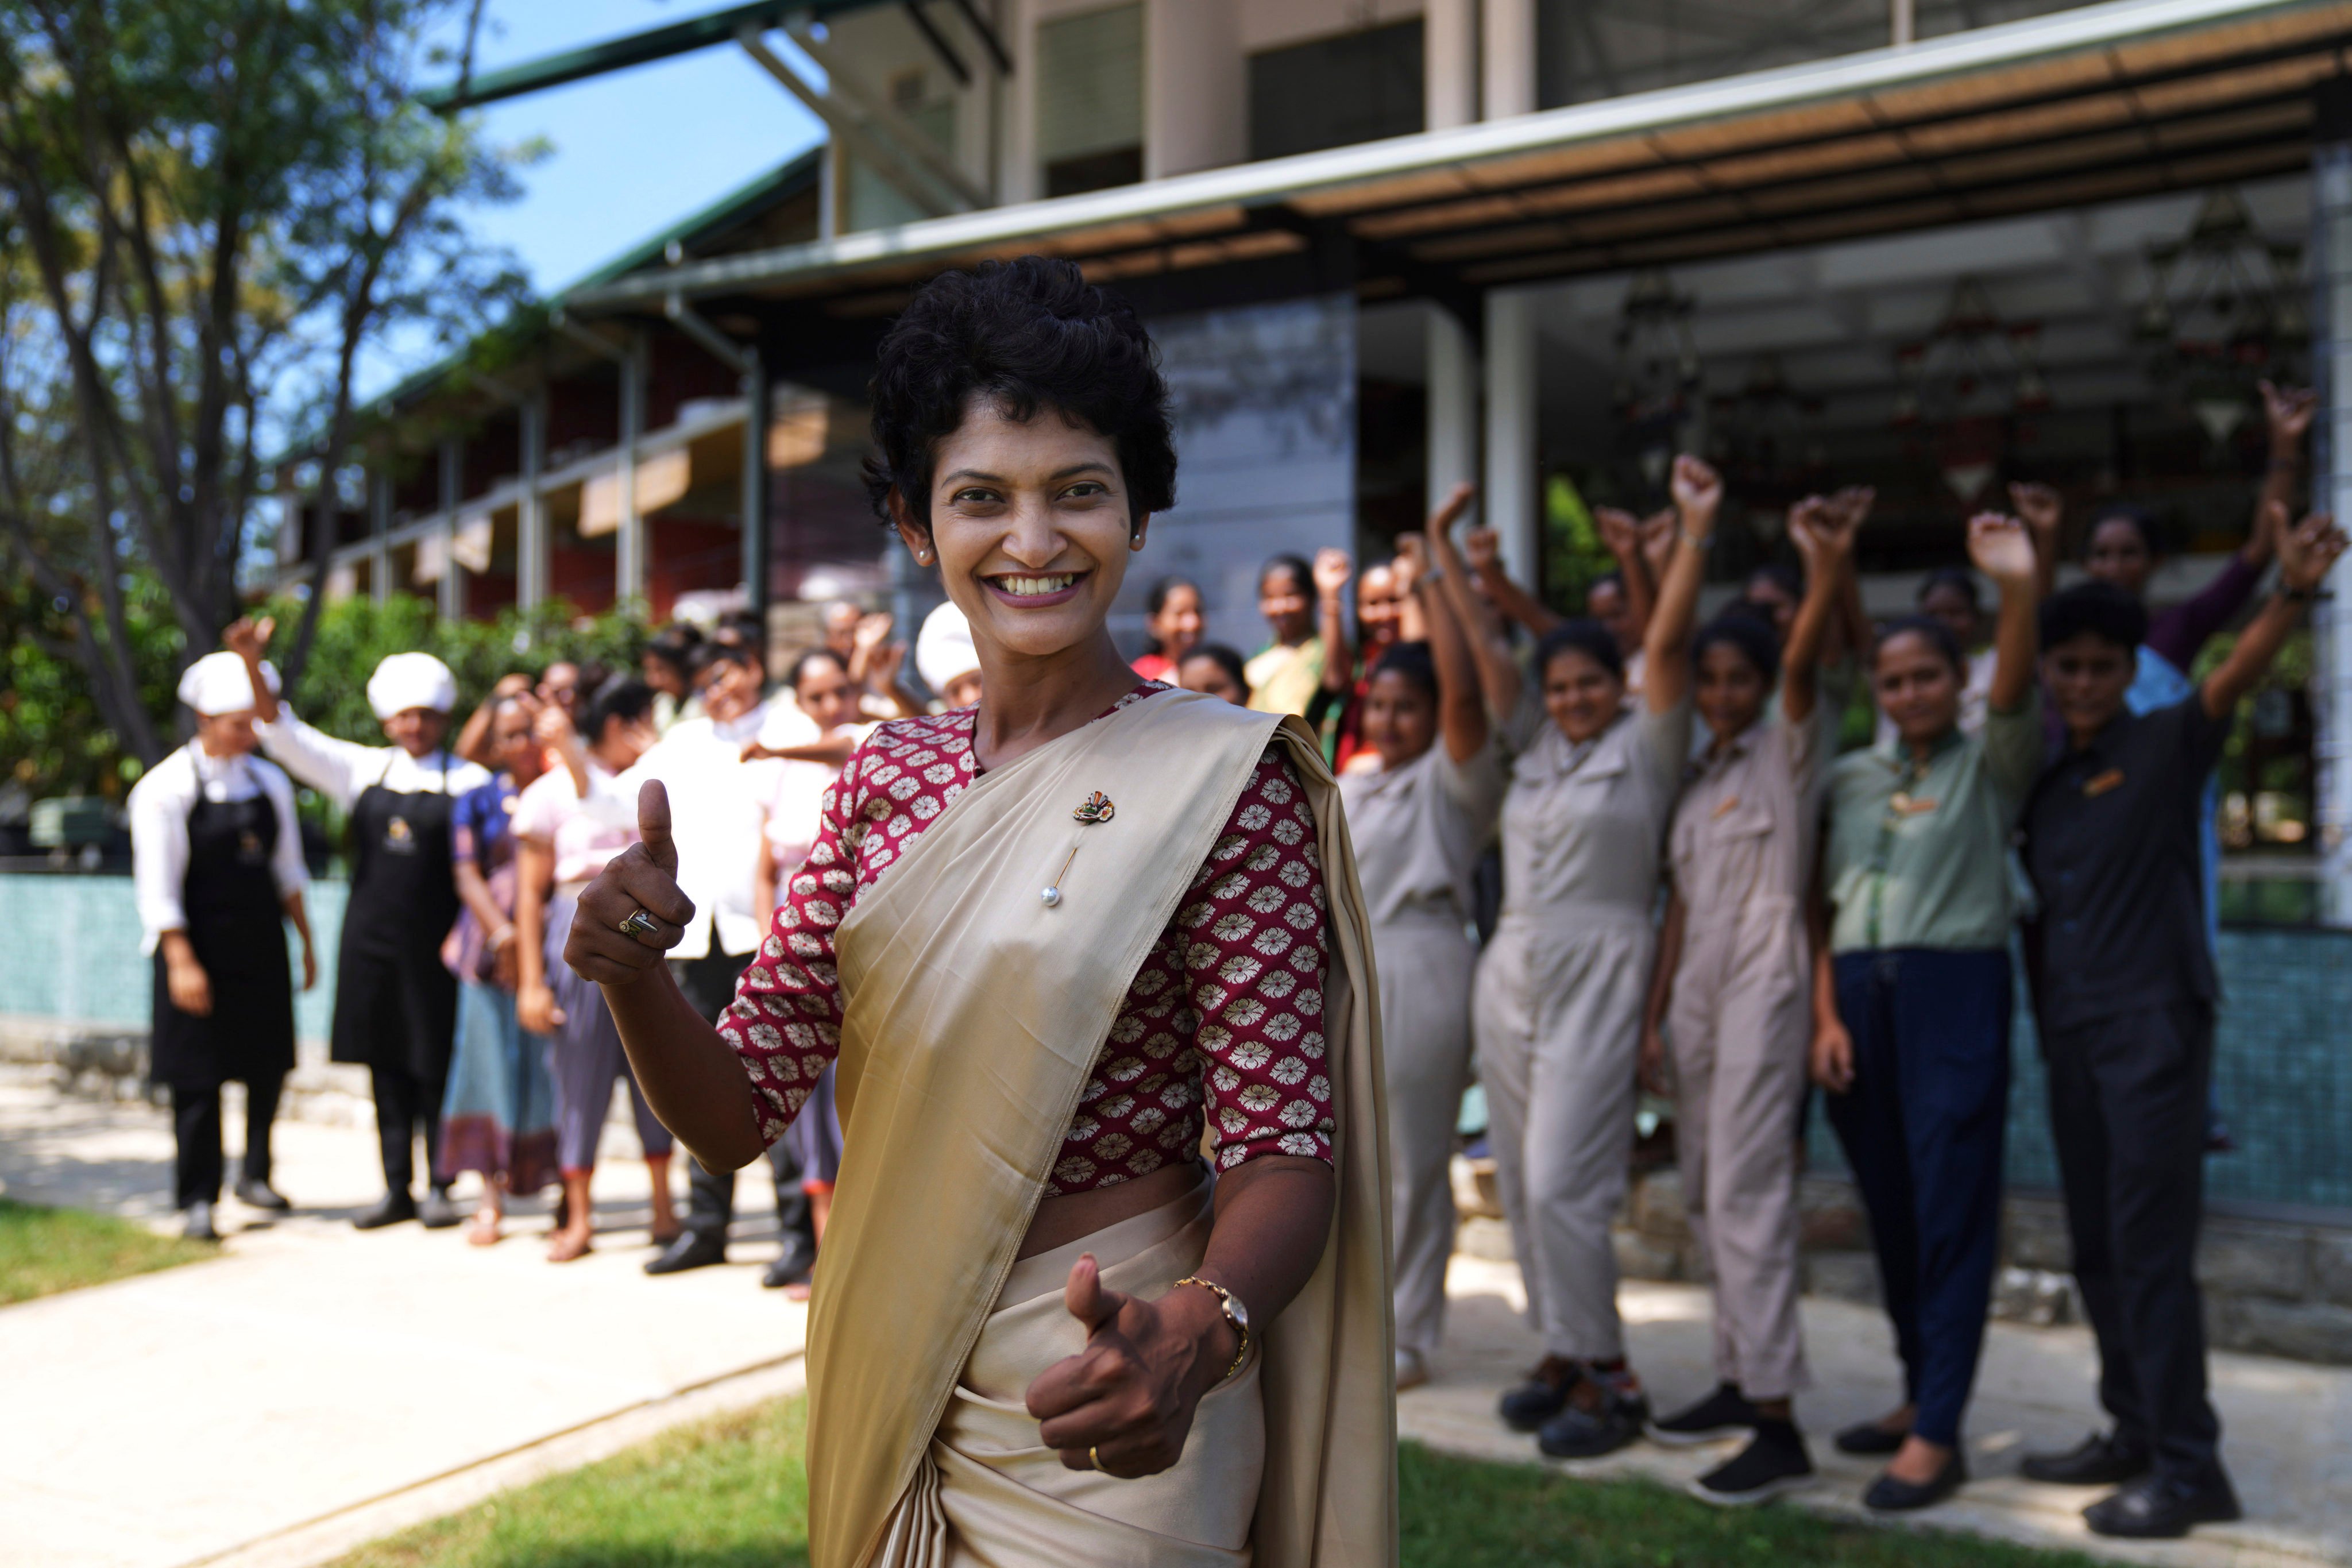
[
  {"xmin": 2042, "ymin": 631, "xmax": 2135, "ymax": 739},
  {"xmin": 1742, "ymin": 577, "xmax": 1799, "ymax": 644},
  {"xmin": 491, "ymin": 704, "xmax": 543, "ymax": 783},
  {"xmin": 640, "ymin": 652, "xmax": 688, "ymax": 699},
  {"xmin": 381, "ymin": 706, "xmax": 450, "ymax": 758},
  {"xmin": 1148, "ymin": 582, "xmax": 1204, "ymax": 661},
  {"xmin": 1543, "ymin": 648, "xmax": 1625, "ymax": 746},
  {"xmin": 1918, "ymin": 582, "xmax": 1982, "ymax": 650},
  {"xmin": 1258, "ymin": 566, "xmax": 1312, "ymax": 644},
  {"xmin": 1696, "ymin": 642, "xmax": 1769, "ymax": 743},
  {"xmin": 795, "ymin": 655, "xmax": 859, "ymax": 732},
  {"xmin": 1176, "ymin": 653, "xmax": 1247, "ymax": 706},
  {"xmin": 697, "ymin": 655, "xmax": 764, "ymax": 724},
  {"xmin": 1361, "ymin": 667, "xmax": 1436, "ymax": 768},
  {"xmin": 897, "ymin": 397, "xmax": 1142, "ymax": 673},
  {"xmin": 1875, "ymin": 629, "xmax": 1963, "ymax": 747},
  {"xmin": 1357, "ymin": 564, "xmax": 1403, "ymax": 652},
  {"xmin": 595, "ymin": 713, "xmax": 658, "ymax": 771},
  {"xmin": 2084, "ymin": 518, "xmax": 2153, "ymax": 600}
]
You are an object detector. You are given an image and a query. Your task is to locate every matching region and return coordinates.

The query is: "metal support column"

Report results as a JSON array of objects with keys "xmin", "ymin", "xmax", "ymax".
[
  {"xmin": 1427, "ymin": 303, "xmax": 1481, "ymax": 532},
  {"xmin": 2311, "ymin": 79, "xmax": 2352, "ymax": 923},
  {"xmin": 741, "ymin": 350, "xmax": 773, "ymax": 657},
  {"xmin": 437, "ymin": 439, "xmax": 465, "ymax": 620},
  {"xmin": 616, "ymin": 335, "xmax": 646, "ymax": 607},
  {"xmin": 1484, "ymin": 287, "xmax": 1540, "ymax": 595},
  {"xmin": 519, "ymin": 394, "xmax": 549, "ymax": 612}
]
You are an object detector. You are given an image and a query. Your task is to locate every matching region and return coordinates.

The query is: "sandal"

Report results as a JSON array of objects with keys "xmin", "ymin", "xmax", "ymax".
[
  {"xmin": 467, "ymin": 1211, "xmax": 502, "ymax": 1248},
  {"xmin": 546, "ymin": 1230, "xmax": 592, "ymax": 1264}
]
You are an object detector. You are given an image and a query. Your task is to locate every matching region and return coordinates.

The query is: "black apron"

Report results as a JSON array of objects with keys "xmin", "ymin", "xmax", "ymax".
[
  {"xmin": 149, "ymin": 777, "xmax": 296, "ymax": 1092},
  {"xmin": 329, "ymin": 764, "xmax": 460, "ymax": 1079}
]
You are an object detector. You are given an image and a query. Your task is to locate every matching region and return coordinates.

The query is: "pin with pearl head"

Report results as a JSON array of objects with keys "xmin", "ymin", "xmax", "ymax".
[{"xmin": 1041, "ymin": 792, "xmax": 1116, "ymax": 907}]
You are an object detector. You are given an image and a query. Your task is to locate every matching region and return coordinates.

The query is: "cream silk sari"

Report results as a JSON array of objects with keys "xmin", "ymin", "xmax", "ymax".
[{"xmin": 807, "ymin": 687, "xmax": 1395, "ymax": 1568}]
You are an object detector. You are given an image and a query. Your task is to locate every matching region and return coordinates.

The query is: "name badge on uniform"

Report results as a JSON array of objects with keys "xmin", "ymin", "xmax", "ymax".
[
  {"xmin": 1710, "ymin": 795, "xmax": 1741, "ymax": 820},
  {"xmin": 385, "ymin": 815, "xmax": 416, "ymax": 852},
  {"xmin": 2083, "ymin": 768, "xmax": 2125, "ymax": 798},
  {"xmin": 1890, "ymin": 792, "xmax": 1938, "ymax": 816}
]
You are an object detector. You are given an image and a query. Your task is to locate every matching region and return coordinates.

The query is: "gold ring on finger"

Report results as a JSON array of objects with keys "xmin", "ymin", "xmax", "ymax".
[
  {"xmin": 1088, "ymin": 1445, "xmax": 1105, "ymax": 1474},
  {"xmin": 617, "ymin": 909, "xmax": 658, "ymax": 939}
]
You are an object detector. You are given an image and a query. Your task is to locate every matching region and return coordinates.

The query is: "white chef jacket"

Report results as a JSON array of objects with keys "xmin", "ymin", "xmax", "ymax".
[
  {"xmin": 254, "ymin": 709, "xmax": 489, "ymax": 812},
  {"xmin": 582, "ymin": 700, "xmax": 782, "ymax": 960},
  {"xmin": 127, "ymin": 744, "xmax": 307, "ymax": 954}
]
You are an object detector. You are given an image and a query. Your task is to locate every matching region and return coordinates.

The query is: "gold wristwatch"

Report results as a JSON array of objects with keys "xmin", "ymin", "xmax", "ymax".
[{"xmin": 1173, "ymin": 1275, "xmax": 1251, "ymax": 1383}]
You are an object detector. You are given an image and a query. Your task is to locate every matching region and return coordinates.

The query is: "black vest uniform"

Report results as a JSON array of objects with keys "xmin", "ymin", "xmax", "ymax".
[
  {"xmin": 333, "ymin": 767, "xmax": 462, "ymax": 1192},
  {"xmin": 150, "ymin": 779, "xmax": 295, "ymax": 1206}
]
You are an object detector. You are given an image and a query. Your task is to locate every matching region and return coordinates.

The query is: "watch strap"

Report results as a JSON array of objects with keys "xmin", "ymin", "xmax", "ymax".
[{"xmin": 1173, "ymin": 1275, "xmax": 1250, "ymax": 1382}]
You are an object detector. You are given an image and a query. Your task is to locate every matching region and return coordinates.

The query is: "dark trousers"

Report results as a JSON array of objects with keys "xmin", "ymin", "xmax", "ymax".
[
  {"xmin": 2042, "ymin": 998, "xmax": 2222, "ymax": 1482},
  {"xmin": 1827, "ymin": 949, "xmax": 2010, "ymax": 1447},
  {"xmin": 671, "ymin": 946, "xmax": 815, "ymax": 1254},
  {"xmin": 172, "ymin": 1075, "xmax": 283, "ymax": 1210},
  {"xmin": 371, "ymin": 1063, "xmax": 451, "ymax": 1195}
]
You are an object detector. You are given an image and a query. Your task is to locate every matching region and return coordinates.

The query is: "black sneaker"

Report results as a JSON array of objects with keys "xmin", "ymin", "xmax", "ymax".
[
  {"xmin": 1648, "ymin": 1382, "xmax": 1759, "ymax": 1447},
  {"xmin": 1535, "ymin": 1369, "xmax": 1650, "ymax": 1459},
  {"xmin": 233, "ymin": 1177, "xmax": 291, "ymax": 1212},
  {"xmin": 1690, "ymin": 1421, "xmax": 1815, "ymax": 1505},
  {"xmin": 2083, "ymin": 1472, "xmax": 2241, "ymax": 1539},
  {"xmin": 1499, "ymin": 1354, "xmax": 1581, "ymax": 1432},
  {"xmin": 2021, "ymin": 1429, "xmax": 2152, "ymax": 1487},
  {"xmin": 418, "ymin": 1187, "xmax": 462, "ymax": 1229}
]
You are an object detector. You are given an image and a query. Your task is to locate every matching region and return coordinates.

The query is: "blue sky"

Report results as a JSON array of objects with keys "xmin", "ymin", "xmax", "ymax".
[{"xmin": 362, "ymin": 3, "xmax": 829, "ymax": 391}]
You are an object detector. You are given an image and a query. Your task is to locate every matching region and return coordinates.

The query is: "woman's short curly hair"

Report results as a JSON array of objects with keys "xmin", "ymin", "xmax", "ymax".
[{"xmin": 863, "ymin": 256, "xmax": 1176, "ymax": 530}]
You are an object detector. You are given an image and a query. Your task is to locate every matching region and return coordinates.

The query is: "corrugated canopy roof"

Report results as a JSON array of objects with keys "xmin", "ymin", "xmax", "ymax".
[{"xmin": 562, "ymin": 0, "xmax": 2350, "ymax": 319}]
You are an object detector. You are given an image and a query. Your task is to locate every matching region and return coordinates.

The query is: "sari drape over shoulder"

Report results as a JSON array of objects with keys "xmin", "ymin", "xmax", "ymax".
[{"xmin": 808, "ymin": 688, "xmax": 1394, "ymax": 1568}]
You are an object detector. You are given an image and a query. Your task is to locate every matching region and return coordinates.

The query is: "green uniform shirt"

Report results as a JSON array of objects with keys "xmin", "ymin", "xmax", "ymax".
[{"xmin": 1825, "ymin": 694, "xmax": 2041, "ymax": 955}]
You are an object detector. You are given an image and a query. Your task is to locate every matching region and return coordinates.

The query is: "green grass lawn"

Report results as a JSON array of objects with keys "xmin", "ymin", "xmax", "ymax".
[
  {"xmin": 0, "ymin": 1196, "xmax": 219, "ymax": 1306},
  {"xmin": 333, "ymin": 1395, "xmax": 2106, "ymax": 1568}
]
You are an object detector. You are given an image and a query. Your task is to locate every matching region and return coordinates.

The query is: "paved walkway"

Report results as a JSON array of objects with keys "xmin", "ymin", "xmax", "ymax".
[{"xmin": 5, "ymin": 1071, "xmax": 2348, "ymax": 1568}]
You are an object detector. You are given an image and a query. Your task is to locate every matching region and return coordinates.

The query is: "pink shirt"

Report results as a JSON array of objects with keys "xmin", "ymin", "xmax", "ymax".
[{"xmin": 513, "ymin": 763, "xmax": 636, "ymax": 887}]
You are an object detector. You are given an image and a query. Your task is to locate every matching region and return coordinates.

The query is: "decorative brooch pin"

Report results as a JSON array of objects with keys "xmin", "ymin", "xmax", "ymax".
[{"xmin": 1042, "ymin": 792, "xmax": 1117, "ymax": 907}]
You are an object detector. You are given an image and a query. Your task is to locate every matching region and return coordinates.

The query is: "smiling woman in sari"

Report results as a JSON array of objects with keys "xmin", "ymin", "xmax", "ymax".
[{"xmin": 565, "ymin": 257, "xmax": 1392, "ymax": 1568}]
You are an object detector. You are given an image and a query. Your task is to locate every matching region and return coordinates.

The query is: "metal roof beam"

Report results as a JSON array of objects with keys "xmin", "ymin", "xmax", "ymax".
[
  {"xmin": 785, "ymin": 16, "xmax": 987, "ymax": 208},
  {"xmin": 735, "ymin": 26, "xmax": 964, "ymax": 218}
]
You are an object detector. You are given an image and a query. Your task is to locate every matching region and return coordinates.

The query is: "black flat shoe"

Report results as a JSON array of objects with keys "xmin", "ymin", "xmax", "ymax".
[
  {"xmin": 418, "ymin": 1188, "xmax": 462, "ymax": 1229},
  {"xmin": 182, "ymin": 1200, "xmax": 220, "ymax": 1242},
  {"xmin": 1499, "ymin": 1355, "xmax": 1581, "ymax": 1432},
  {"xmin": 353, "ymin": 1191, "xmax": 418, "ymax": 1230},
  {"xmin": 1835, "ymin": 1418, "xmax": 1909, "ymax": 1456},
  {"xmin": 2084, "ymin": 1472, "xmax": 2241, "ymax": 1539},
  {"xmin": 1648, "ymin": 1382, "xmax": 1759, "ymax": 1447},
  {"xmin": 1865, "ymin": 1450, "xmax": 1967, "ymax": 1512},
  {"xmin": 1690, "ymin": 1423, "xmax": 1814, "ymax": 1506},
  {"xmin": 644, "ymin": 1229, "xmax": 727, "ymax": 1276},
  {"xmin": 233, "ymin": 1178, "xmax": 290, "ymax": 1212},
  {"xmin": 2021, "ymin": 1429, "xmax": 2152, "ymax": 1486}
]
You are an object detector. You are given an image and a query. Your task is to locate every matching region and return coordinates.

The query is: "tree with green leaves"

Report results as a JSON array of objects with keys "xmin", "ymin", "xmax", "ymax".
[{"xmin": 0, "ymin": 1, "xmax": 530, "ymax": 766}]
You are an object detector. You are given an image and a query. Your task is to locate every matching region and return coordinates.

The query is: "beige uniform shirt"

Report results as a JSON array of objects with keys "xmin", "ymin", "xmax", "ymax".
[
  {"xmin": 1669, "ymin": 706, "xmax": 1822, "ymax": 918},
  {"xmin": 1500, "ymin": 693, "xmax": 1693, "ymax": 921},
  {"xmin": 1338, "ymin": 739, "xmax": 1505, "ymax": 926}
]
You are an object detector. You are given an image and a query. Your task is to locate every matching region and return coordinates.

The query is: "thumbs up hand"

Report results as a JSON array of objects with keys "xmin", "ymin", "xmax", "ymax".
[
  {"xmin": 1022, "ymin": 1254, "xmax": 1239, "ymax": 1480},
  {"xmin": 563, "ymin": 780, "xmax": 698, "ymax": 986}
]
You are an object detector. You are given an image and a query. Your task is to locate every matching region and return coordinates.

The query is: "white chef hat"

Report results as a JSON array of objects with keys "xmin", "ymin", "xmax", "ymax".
[
  {"xmin": 366, "ymin": 651, "xmax": 457, "ymax": 719},
  {"xmin": 176, "ymin": 651, "xmax": 279, "ymax": 717},
  {"xmin": 916, "ymin": 601, "xmax": 980, "ymax": 696}
]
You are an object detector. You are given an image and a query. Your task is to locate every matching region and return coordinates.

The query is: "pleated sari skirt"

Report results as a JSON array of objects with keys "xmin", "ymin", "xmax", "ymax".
[{"xmin": 873, "ymin": 1168, "xmax": 1266, "ymax": 1567}]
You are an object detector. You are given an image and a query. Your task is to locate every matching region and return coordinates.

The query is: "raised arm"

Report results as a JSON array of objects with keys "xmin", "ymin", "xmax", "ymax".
[
  {"xmin": 454, "ymin": 674, "xmax": 533, "ymax": 768},
  {"xmin": 1425, "ymin": 484, "xmax": 1523, "ymax": 721},
  {"xmin": 1643, "ymin": 454, "xmax": 1719, "ymax": 715},
  {"xmin": 1461, "ymin": 522, "xmax": 1563, "ymax": 638},
  {"xmin": 2007, "ymin": 481, "xmax": 2064, "ymax": 602},
  {"xmin": 1825, "ymin": 486, "xmax": 1874, "ymax": 663},
  {"xmin": 1399, "ymin": 529, "xmax": 1488, "ymax": 763},
  {"xmin": 1314, "ymin": 548, "xmax": 1355, "ymax": 695},
  {"xmin": 1594, "ymin": 507, "xmax": 1657, "ymax": 643},
  {"xmin": 2257, "ymin": 380, "xmax": 2316, "ymax": 550},
  {"xmin": 2202, "ymin": 511, "xmax": 2347, "ymax": 721},
  {"xmin": 1781, "ymin": 495, "xmax": 1853, "ymax": 726},
  {"xmin": 1967, "ymin": 512, "xmax": 2042, "ymax": 711}
]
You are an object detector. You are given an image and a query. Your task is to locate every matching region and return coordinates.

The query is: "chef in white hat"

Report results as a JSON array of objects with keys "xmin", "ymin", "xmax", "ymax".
[
  {"xmin": 224, "ymin": 618, "xmax": 491, "ymax": 1230},
  {"xmin": 127, "ymin": 652, "xmax": 318, "ymax": 1239},
  {"xmin": 916, "ymin": 600, "xmax": 983, "ymax": 710}
]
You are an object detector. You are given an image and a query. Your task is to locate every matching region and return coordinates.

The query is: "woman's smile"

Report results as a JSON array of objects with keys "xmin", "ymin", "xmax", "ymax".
[{"xmin": 986, "ymin": 570, "xmax": 1090, "ymax": 606}]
